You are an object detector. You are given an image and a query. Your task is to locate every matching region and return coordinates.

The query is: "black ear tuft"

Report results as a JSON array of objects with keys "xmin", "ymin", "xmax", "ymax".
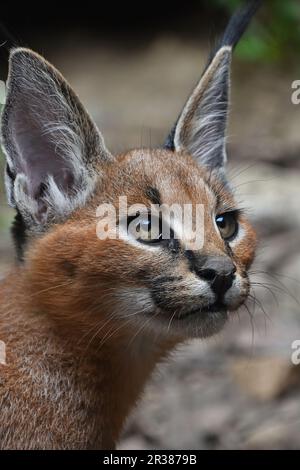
[
  {"xmin": 217, "ymin": 0, "xmax": 263, "ymax": 51},
  {"xmin": 165, "ymin": 0, "xmax": 263, "ymax": 169}
]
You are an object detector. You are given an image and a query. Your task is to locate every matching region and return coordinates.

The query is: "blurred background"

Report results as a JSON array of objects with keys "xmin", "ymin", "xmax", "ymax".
[{"xmin": 0, "ymin": 0, "xmax": 300, "ymax": 449}]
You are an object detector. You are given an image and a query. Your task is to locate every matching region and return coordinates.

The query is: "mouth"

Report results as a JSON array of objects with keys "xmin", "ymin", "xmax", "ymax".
[{"xmin": 177, "ymin": 302, "xmax": 227, "ymax": 320}]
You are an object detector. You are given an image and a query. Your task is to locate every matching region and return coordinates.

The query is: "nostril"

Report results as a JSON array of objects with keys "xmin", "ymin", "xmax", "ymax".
[
  {"xmin": 191, "ymin": 255, "xmax": 237, "ymax": 297},
  {"xmin": 211, "ymin": 271, "xmax": 235, "ymax": 297},
  {"xmin": 200, "ymin": 265, "xmax": 236, "ymax": 298},
  {"xmin": 200, "ymin": 268, "xmax": 217, "ymax": 282},
  {"xmin": 231, "ymin": 265, "xmax": 237, "ymax": 276}
]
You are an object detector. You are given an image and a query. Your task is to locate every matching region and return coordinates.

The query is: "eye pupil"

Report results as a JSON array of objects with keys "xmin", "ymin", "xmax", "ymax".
[{"xmin": 216, "ymin": 216, "xmax": 226, "ymax": 229}]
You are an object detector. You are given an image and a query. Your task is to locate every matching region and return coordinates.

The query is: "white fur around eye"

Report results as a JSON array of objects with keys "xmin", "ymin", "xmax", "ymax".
[
  {"xmin": 117, "ymin": 224, "xmax": 161, "ymax": 253},
  {"xmin": 228, "ymin": 225, "xmax": 245, "ymax": 247}
]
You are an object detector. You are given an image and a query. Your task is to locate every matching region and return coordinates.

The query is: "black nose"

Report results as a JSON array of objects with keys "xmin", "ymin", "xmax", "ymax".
[{"xmin": 200, "ymin": 256, "xmax": 236, "ymax": 299}]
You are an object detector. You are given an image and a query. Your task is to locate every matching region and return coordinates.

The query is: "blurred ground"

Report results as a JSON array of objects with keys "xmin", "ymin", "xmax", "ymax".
[{"xmin": 1, "ymin": 35, "xmax": 300, "ymax": 449}]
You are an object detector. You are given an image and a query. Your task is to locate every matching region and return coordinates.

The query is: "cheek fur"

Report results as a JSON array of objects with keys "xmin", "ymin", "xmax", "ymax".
[
  {"xmin": 231, "ymin": 220, "xmax": 256, "ymax": 270},
  {"xmin": 224, "ymin": 273, "xmax": 249, "ymax": 309}
]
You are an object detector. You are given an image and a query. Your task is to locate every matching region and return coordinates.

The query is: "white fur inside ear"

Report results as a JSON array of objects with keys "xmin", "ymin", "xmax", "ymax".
[
  {"xmin": 44, "ymin": 173, "xmax": 96, "ymax": 218},
  {"xmin": 174, "ymin": 46, "xmax": 232, "ymax": 167},
  {"xmin": 14, "ymin": 174, "xmax": 39, "ymax": 220},
  {"xmin": 13, "ymin": 172, "xmax": 96, "ymax": 227}
]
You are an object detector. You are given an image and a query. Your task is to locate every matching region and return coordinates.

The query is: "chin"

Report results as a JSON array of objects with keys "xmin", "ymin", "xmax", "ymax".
[
  {"xmin": 119, "ymin": 287, "xmax": 246, "ymax": 340},
  {"xmin": 151, "ymin": 305, "xmax": 229, "ymax": 339}
]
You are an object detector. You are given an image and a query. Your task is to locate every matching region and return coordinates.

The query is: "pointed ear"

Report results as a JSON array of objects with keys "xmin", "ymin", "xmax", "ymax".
[
  {"xmin": 1, "ymin": 48, "xmax": 113, "ymax": 229},
  {"xmin": 173, "ymin": 45, "xmax": 231, "ymax": 171},
  {"xmin": 165, "ymin": 0, "xmax": 262, "ymax": 173}
]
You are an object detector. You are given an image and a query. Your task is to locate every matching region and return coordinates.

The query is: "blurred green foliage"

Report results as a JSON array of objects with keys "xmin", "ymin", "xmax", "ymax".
[{"xmin": 211, "ymin": 0, "xmax": 300, "ymax": 63}]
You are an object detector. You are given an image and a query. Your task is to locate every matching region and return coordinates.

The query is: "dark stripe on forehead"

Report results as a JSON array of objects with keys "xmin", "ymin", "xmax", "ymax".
[{"xmin": 145, "ymin": 186, "xmax": 161, "ymax": 206}]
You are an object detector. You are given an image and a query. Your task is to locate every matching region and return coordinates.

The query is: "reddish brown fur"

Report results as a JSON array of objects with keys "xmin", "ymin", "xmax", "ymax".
[
  {"xmin": 0, "ymin": 6, "xmax": 260, "ymax": 443},
  {"xmin": 0, "ymin": 149, "xmax": 256, "ymax": 449}
]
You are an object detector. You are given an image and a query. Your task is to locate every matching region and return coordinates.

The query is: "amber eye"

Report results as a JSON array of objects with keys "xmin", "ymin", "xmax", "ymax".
[{"xmin": 216, "ymin": 212, "xmax": 238, "ymax": 241}]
